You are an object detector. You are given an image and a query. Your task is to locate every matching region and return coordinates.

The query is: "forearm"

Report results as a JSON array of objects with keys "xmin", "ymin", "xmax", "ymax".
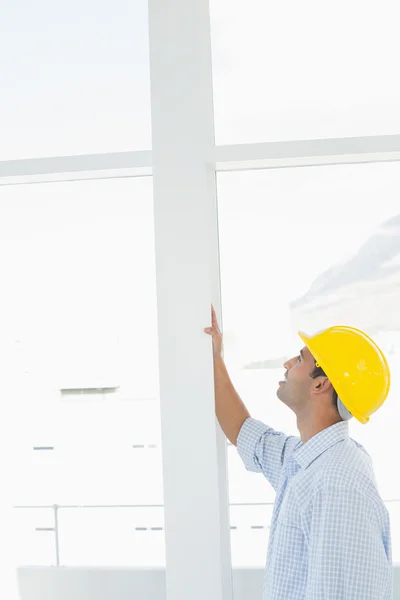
[{"xmin": 213, "ymin": 355, "xmax": 250, "ymax": 445}]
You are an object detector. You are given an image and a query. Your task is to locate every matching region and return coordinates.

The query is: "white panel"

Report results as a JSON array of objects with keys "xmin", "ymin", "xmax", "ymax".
[
  {"xmin": 215, "ymin": 136, "xmax": 400, "ymax": 172},
  {"xmin": 14, "ymin": 567, "xmax": 400, "ymax": 600},
  {"xmin": 2, "ymin": 136, "xmax": 400, "ymax": 185},
  {"xmin": 148, "ymin": 0, "xmax": 233, "ymax": 598},
  {"xmin": 0, "ymin": 152, "xmax": 152, "ymax": 180}
]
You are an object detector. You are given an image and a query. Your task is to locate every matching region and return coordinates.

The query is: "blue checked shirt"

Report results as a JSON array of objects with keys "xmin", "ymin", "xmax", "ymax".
[{"xmin": 237, "ymin": 418, "xmax": 392, "ymax": 599}]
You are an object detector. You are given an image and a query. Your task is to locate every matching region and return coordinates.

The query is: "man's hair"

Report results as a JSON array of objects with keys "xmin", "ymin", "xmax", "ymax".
[{"xmin": 310, "ymin": 361, "xmax": 338, "ymax": 408}]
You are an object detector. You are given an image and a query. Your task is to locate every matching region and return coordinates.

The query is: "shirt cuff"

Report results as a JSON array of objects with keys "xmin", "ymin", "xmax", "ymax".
[{"xmin": 237, "ymin": 417, "xmax": 271, "ymax": 472}]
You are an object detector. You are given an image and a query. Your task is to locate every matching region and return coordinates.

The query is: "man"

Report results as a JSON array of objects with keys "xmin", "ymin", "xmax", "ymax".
[{"xmin": 204, "ymin": 306, "xmax": 392, "ymax": 599}]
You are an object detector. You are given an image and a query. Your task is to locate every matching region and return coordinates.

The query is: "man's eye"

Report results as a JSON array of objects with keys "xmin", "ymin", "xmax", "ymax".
[{"xmin": 297, "ymin": 355, "xmax": 301, "ymax": 362}]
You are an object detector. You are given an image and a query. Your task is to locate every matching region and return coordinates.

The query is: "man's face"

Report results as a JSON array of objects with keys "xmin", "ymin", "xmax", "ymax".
[{"xmin": 277, "ymin": 346, "xmax": 316, "ymax": 410}]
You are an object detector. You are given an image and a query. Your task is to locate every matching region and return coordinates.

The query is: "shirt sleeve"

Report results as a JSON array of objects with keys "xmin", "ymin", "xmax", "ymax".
[
  {"xmin": 236, "ymin": 417, "xmax": 300, "ymax": 490},
  {"xmin": 306, "ymin": 486, "xmax": 392, "ymax": 599}
]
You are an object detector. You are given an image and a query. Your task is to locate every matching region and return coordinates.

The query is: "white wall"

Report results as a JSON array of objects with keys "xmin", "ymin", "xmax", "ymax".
[{"xmin": 17, "ymin": 567, "xmax": 400, "ymax": 600}]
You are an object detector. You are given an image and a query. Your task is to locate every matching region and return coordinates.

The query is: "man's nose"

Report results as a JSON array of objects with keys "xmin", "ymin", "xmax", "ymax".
[{"xmin": 284, "ymin": 356, "xmax": 295, "ymax": 370}]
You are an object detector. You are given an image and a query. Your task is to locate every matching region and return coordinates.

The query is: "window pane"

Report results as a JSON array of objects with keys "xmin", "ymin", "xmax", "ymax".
[
  {"xmin": 58, "ymin": 507, "xmax": 165, "ymax": 566},
  {"xmin": 3, "ymin": 177, "xmax": 164, "ymax": 565},
  {"xmin": 13, "ymin": 425, "xmax": 164, "ymax": 507},
  {"xmin": 211, "ymin": 0, "xmax": 400, "ymax": 144},
  {"xmin": 13, "ymin": 509, "xmax": 56, "ymax": 566},
  {"xmin": 230, "ymin": 504, "xmax": 272, "ymax": 567},
  {"xmin": 0, "ymin": 0, "xmax": 150, "ymax": 159},
  {"xmin": 389, "ymin": 503, "xmax": 400, "ymax": 563},
  {"xmin": 217, "ymin": 162, "xmax": 400, "ymax": 565}
]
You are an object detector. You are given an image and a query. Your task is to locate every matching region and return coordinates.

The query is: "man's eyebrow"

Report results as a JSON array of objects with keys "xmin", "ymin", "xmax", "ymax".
[{"xmin": 300, "ymin": 349, "xmax": 304, "ymax": 359}]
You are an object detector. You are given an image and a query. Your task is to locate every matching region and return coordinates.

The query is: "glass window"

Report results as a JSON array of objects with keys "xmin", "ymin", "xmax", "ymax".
[
  {"xmin": 3, "ymin": 177, "xmax": 164, "ymax": 565},
  {"xmin": 13, "ymin": 509, "xmax": 56, "ymax": 566},
  {"xmin": 211, "ymin": 0, "xmax": 400, "ymax": 144},
  {"xmin": 217, "ymin": 162, "xmax": 400, "ymax": 564},
  {"xmin": 0, "ymin": 0, "xmax": 151, "ymax": 160},
  {"xmin": 58, "ymin": 507, "xmax": 165, "ymax": 566},
  {"xmin": 230, "ymin": 504, "xmax": 272, "ymax": 567}
]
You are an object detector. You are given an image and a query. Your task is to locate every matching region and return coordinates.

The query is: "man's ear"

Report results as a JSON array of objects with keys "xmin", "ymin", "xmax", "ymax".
[{"xmin": 312, "ymin": 377, "xmax": 333, "ymax": 396}]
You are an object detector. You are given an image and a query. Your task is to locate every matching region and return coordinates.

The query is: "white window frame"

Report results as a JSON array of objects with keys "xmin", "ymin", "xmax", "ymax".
[{"xmin": 2, "ymin": 135, "xmax": 400, "ymax": 185}]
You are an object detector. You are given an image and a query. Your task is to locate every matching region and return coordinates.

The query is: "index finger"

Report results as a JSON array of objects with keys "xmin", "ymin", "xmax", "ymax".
[{"xmin": 211, "ymin": 304, "xmax": 218, "ymax": 327}]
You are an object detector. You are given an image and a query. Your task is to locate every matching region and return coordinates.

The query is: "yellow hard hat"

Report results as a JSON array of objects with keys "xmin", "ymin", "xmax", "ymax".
[{"xmin": 298, "ymin": 326, "xmax": 391, "ymax": 424}]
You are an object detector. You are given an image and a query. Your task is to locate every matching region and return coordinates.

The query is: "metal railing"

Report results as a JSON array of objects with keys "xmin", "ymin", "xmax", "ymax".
[{"xmin": 14, "ymin": 499, "xmax": 400, "ymax": 567}]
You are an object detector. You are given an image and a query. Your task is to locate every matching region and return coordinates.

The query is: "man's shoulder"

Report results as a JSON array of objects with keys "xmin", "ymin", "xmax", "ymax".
[
  {"xmin": 322, "ymin": 440, "xmax": 374, "ymax": 486},
  {"xmin": 295, "ymin": 438, "xmax": 379, "ymax": 504},
  {"xmin": 326, "ymin": 435, "xmax": 372, "ymax": 467}
]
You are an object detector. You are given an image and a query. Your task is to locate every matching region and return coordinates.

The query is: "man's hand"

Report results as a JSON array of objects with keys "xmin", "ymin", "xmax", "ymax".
[
  {"xmin": 204, "ymin": 304, "xmax": 223, "ymax": 359},
  {"xmin": 204, "ymin": 304, "xmax": 250, "ymax": 445}
]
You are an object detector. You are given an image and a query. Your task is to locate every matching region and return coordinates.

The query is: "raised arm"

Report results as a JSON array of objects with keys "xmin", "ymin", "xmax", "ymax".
[
  {"xmin": 204, "ymin": 305, "xmax": 250, "ymax": 444},
  {"xmin": 205, "ymin": 305, "xmax": 299, "ymax": 489},
  {"xmin": 212, "ymin": 353, "xmax": 250, "ymax": 445}
]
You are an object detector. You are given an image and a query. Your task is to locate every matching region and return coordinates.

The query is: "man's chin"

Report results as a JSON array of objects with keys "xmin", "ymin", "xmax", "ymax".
[
  {"xmin": 277, "ymin": 381, "xmax": 286, "ymax": 397},
  {"xmin": 277, "ymin": 385, "xmax": 292, "ymax": 408},
  {"xmin": 276, "ymin": 386, "xmax": 285, "ymax": 402}
]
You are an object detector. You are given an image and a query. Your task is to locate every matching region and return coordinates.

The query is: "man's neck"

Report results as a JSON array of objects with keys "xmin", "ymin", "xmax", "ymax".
[{"xmin": 297, "ymin": 412, "xmax": 342, "ymax": 443}]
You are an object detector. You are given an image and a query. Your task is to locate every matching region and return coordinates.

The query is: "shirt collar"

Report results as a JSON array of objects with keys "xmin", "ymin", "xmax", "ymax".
[{"xmin": 293, "ymin": 421, "xmax": 349, "ymax": 470}]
